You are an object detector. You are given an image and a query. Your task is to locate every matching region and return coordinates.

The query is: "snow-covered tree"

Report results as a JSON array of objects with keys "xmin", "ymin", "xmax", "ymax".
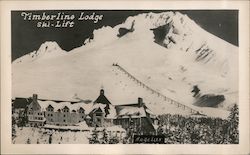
[
  {"xmin": 49, "ymin": 134, "xmax": 52, "ymax": 144},
  {"xmin": 90, "ymin": 127, "xmax": 99, "ymax": 144},
  {"xmin": 12, "ymin": 116, "xmax": 16, "ymax": 141},
  {"xmin": 228, "ymin": 104, "xmax": 239, "ymax": 122},
  {"xmin": 227, "ymin": 104, "xmax": 239, "ymax": 144},
  {"xmin": 102, "ymin": 128, "xmax": 109, "ymax": 144},
  {"xmin": 157, "ymin": 124, "xmax": 165, "ymax": 135}
]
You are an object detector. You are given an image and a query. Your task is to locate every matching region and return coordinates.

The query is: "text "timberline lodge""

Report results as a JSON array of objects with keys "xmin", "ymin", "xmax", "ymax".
[{"xmin": 21, "ymin": 12, "xmax": 104, "ymax": 23}]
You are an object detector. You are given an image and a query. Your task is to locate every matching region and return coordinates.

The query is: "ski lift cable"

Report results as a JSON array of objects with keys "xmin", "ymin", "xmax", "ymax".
[{"xmin": 112, "ymin": 63, "xmax": 200, "ymax": 114}]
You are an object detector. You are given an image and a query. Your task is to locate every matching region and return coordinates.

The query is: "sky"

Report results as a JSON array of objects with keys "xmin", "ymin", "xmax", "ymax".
[{"xmin": 11, "ymin": 10, "xmax": 238, "ymax": 61}]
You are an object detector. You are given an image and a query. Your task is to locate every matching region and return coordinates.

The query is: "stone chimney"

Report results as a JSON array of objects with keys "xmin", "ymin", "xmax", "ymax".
[
  {"xmin": 33, "ymin": 94, "xmax": 38, "ymax": 102},
  {"xmin": 100, "ymin": 89, "xmax": 104, "ymax": 95},
  {"xmin": 138, "ymin": 97, "xmax": 143, "ymax": 107}
]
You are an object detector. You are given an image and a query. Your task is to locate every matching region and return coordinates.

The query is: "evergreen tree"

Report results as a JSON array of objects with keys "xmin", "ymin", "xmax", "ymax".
[
  {"xmin": 90, "ymin": 127, "xmax": 99, "ymax": 144},
  {"xmin": 102, "ymin": 128, "xmax": 109, "ymax": 144},
  {"xmin": 157, "ymin": 124, "xmax": 165, "ymax": 135},
  {"xmin": 228, "ymin": 104, "xmax": 239, "ymax": 122},
  {"xmin": 49, "ymin": 134, "xmax": 52, "ymax": 144},
  {"xmin": 12, "ymin": 116, "xmax": 16, "ymax": 141},
  {"xmin": 227, "ymin": 104, "xmax": 239, "ymax": 144}
]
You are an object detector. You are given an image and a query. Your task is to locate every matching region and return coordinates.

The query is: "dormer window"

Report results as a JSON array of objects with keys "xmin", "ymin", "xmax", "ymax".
[
  {"xmin": 63, "ymin": 106, "xmax": 69, "ymax": 113},
  {"xmin": 96, "ymin": 112, "xmax": 103, "ymax": 116},
  {"xmin": 79, "ymin": 107, "xmax": 85, "ymax": 114},
  {"xmin": 47, "ymin": 105, "xmax": 54, "ymax": 112}
]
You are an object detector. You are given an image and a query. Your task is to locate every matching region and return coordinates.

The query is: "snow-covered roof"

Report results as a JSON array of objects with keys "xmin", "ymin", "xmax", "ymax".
[
  {"xmin": 37, "ymin": 100, "xmax": 94, "ymax": 114},
  {"xmin": 90, "ymin": 103, "xmax": 117, "ymax": 119},
  {"xmin": 115, "ymin": 106, "xmax": 147, "ymax": 118},
  {"xmin": 115, "ymin": 100, "xmax": 157, "ymax": 118},
  {"xmin": 37, "ymin": 99, "xmax": 118, "ymax": 118}
]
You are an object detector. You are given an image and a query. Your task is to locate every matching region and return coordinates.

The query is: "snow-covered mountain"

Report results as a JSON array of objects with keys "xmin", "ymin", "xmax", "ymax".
[
  {"xmin": 12, "ymin": 11, "xmax": 238, "ymax": 118},
  {"xmin": 14, "ymin": 41, "xmax": 67, "ymax": 64}
]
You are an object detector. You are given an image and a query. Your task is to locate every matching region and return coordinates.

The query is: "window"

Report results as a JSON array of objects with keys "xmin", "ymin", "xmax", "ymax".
[
  {"xmin": 63, "ymin": 106, "xmax": 69, "ymax": 113},
  {"xmin": 47, "ymin": 105, "xmax": 54, "ymax": 112},
  {"xmin": 96, "ymin": 112, "xmax": 102, "ymax": 116},
  {"xmin": 63, "ymin": 114, "xmax": 66, "ymax": 117},
  {"xmin": 63, "ymin": 120, "xmax": 66, "ymax": 122},
  {"xmin": 79, "ymin": 107, "xmax": 85, "ymax": 114}
]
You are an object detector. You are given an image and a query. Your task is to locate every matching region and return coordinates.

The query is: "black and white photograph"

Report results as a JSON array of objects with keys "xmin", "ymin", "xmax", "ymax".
[
  {"xmin": 1, "ymin": 0, "xmax": 249, "ymax": 154},
  {"xmin": 10, "ymin": 9, "xmax": 240, "ymax": 144}
]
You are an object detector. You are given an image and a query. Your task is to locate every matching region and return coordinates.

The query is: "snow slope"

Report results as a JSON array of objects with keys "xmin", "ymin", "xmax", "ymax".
[
  {"xmin": 12, "ymin": 11, "xmax": 238, "ymax": 118},
  {"xmin": 14, "ymin": 41, "xmax": 67, "ymax": 64}
]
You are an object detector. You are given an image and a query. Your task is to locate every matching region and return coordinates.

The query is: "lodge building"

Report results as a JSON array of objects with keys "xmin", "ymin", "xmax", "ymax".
[
  {"xmin": 114, "ymin": 98, "xmax": 158, "ymax": 134},
  {"xmin": 27, "ymin": 94, "xmax": 87, "ymax": 127},
  {"xmin": 18, "ymin": 89, "xmax": 158, "ymax": 134}
]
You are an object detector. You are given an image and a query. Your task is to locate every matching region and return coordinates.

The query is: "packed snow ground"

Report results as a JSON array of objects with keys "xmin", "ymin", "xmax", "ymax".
[
  {"xmin": 13, "ymin": 126, "xmax": 126, "ymax": 144},
  {"xmin": 14, "ymin": 127, "xmax": 90, "ymax": 144},
  {"xmin": 12, "ymin": 11, "xmax": 238, "ymax": 119}
]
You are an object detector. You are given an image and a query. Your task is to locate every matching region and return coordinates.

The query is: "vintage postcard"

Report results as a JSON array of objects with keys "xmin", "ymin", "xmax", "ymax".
[{"xmin": 1, "ymin": 0, "xmax": 249, "ymax": 154}]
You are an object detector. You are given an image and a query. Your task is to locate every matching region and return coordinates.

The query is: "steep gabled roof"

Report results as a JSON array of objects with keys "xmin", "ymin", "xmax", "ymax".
[
  {"xmin": 89, "ymin": 103, "xmax": 117, "ymax": 119},
  {"xmin": 28, "ymin": 99, "xmax": 41, "ymax": 111},
  {"xmin": 115, "ymin": 100, "xmax": 156, "ymax": 119},
  {"xmin": 94, "ymin": 95, "xmax": 111, "ymax": 105},
  {"xmin": 12, "ymin": 98, "xmax": 32, "ymax": 109},
  {"xmin": 94, "ymin": 89, "xmax": 111, "ymax": 105},
  {"xmin": 91, "ymin": 107, "xmax": 104, "ymax": 114},
  {"xmin": 115, "ymin": 106, "xmax": 146, "ymax": 118}
]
